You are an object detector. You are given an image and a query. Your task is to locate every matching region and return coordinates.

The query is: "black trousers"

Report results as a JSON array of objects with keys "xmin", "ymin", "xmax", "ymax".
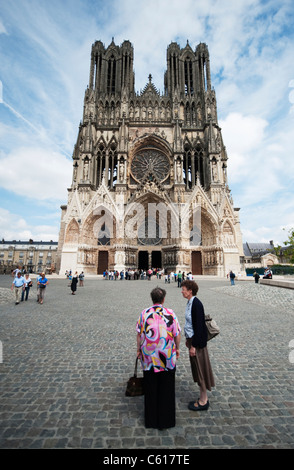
[{"xmin": 143, "ymin": 367, "xmax": 176, "ymax": 429}]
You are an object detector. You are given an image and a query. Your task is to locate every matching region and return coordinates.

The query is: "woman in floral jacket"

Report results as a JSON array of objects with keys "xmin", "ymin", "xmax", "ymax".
[{"xmin": 136, "ymin": 287, "xmax": 181, "ymax": 429}]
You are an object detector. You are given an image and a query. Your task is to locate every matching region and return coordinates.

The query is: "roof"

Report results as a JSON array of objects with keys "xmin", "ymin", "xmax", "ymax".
[
  {"xmin": 1, "ymin": 240, "xmax": 58, "ymax": 247},
  {"xmin": 243, "ymin": 242, "xmax": 274, "ymax": 257}
]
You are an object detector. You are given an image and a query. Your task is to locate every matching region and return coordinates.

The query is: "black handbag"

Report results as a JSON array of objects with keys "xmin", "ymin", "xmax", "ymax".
[{"xmin": 125, "ymin": 357, "xmax": 144, "ymax": 396}]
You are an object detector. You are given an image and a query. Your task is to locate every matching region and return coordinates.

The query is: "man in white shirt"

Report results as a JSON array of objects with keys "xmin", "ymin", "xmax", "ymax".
[
  {"xmin": 11, "ymin": 271, "xmax": 26, "ymax": 304},
  {"xmin": 12, "ymin": 266, "xmax": 21, "ymax": 277}
]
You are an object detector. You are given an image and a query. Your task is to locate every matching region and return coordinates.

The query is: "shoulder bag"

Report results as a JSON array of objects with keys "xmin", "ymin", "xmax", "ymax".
[{"xmin": 205, "ymin": 314, "xmax": 220, "ymax": 341}]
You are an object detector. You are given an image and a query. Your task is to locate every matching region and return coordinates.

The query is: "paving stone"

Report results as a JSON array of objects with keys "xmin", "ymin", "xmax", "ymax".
[{"xmin": 0, "ymin": 274, "xmax": 294, "ymax": 450}]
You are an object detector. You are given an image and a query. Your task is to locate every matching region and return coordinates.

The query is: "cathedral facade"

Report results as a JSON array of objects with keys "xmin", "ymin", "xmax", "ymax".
[{"xmin": 57, "ymin": 39, "xmax": 244, "ymax": 276}]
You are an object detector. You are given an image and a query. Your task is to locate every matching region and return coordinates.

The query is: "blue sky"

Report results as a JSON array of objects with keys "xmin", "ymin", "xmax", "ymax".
[{"xmin": 0, "ymin": 0, "xmax": 293, "ymax": 245}]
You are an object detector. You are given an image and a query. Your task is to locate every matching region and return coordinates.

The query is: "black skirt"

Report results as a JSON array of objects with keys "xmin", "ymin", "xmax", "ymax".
[{"xmin": 143, "ymin": 367, "xmax": 176, "ymax": 429}]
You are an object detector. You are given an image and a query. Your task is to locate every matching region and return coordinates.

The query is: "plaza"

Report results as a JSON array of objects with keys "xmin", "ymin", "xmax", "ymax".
[{"xmin": 0, "ymin": 274, "xmax": 293, "ymax": 450}]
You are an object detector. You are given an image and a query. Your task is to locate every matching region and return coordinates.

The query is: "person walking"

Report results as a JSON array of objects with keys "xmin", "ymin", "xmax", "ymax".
[
  {"xmin": 136, "ymin": 287, "xmax": 181, "ymax": 429},
  {"xmin": 181, "ymin": 279, "xmax": 215, "ymax": 411},
  {"xmin": 21, "ymin": 273, "xmax": 33, "ymax": 301},
  {"xmin": 177, "ymin": 271, "xmax": 182, "ymax": 287},
  {"xmin": 11, "ymin": 271, "xmax": 25, "ymax": 305},
  {"xmin": 37, "ymin": 273, "xmax": 49, "ymax": 304}
]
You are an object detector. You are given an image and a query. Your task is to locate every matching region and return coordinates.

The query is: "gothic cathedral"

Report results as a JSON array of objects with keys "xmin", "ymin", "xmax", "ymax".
[{"xmin": 57, "ymin": 39, "xmax": 244, "ymax": 276}]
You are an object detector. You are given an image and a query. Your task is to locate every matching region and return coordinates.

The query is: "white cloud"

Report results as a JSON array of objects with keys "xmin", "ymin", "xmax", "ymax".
[
  {"xmin": 0, "ymin": 147, "xmax": 72, "ymax": 201},
  {"xmin": 220, "ymin": 113, "xmax": 268, "ymax": 185},
  {"xmin": 0, "ymin": 207, "xmax": 59, "ymax": 240},
  {"xmin": 0, "ymin": 18, "xmax": 7, "ymax": 35}
]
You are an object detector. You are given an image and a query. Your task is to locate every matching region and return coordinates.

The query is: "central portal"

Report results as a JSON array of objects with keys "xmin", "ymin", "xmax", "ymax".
[
  {"xmin": 138, "ymin": 251, "xmax": 148, "ymax": 270},
  {"xmin": 138, "ymin": 251, "xmax": 162, "ymax": 270},
  {"xmin": 152, "ymin": 251, "xmax": 162, "ymax": 269}
]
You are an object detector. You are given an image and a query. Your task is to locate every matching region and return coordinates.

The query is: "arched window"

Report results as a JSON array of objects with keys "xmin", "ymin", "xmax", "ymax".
[
  {"xmin": 183, "ymin": 143, "xmax": 192, "ymax": 189},
  {"xmin": 194, "ymin": 143, "xmax": 204, "ymax": 187},
  {"xmin": 184, "ymin": 58, "xmax": 194, "ymax": 95},
  {"xmin": 108, "ymin": 140, "xmax": 118, "ymax": 189},
  {"xmin": 96, "ymin": 143, "xmax": 106, "ymax": 187},
  {"xmin": 107, "ymin": 54, "xmax": 116, "ymax": 94},
  {"xmin": 183, "ymin": 142, "xmax": 204, "ymax": 188}
]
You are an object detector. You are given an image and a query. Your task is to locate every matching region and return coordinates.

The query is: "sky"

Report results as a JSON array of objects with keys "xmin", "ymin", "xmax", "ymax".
[{"xmin": 0, "ymin": 0, "xmax": 293, "ymax": 246}]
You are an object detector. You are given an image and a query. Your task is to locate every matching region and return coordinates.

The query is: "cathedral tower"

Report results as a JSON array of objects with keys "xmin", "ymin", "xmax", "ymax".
[{"xmin": 57, "ymin": 39, "xmax": 244, "ymax": 276}]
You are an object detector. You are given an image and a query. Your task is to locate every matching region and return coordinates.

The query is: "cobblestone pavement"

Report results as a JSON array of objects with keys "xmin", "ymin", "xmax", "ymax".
[{"xmin": 0, "ymin": 275, "xmax": 293, "ymax": 450}]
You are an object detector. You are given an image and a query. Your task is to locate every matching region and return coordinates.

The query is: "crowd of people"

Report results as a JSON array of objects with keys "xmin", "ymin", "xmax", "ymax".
[
  {"xmin": 65, "ymin": 270, "xmax": 85, "ymax": 294},
  {"xmin": 102, "ymin": 268, "xmax": 195, "ymax": 285}
]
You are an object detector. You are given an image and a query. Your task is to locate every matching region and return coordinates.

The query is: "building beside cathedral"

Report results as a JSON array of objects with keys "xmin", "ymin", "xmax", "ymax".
[{"xmin": 57, "ymin": 39, "xmax": 244, "ymax": 276}]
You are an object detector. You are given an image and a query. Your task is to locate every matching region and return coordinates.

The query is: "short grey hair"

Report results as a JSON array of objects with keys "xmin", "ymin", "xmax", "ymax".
[{"xmin": 150, "ymin": 287, "xmax": 166, "ymax": 304}]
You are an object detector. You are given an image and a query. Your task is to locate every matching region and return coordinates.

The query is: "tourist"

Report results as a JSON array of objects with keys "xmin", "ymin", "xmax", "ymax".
[
  {"xmin": 177, "ymin": 271, "xmax": 182, "ymax": 287},
  {"xmin": 181, "ymin": 280, "xmax": 215, "ymax": 411},
  {"xmin": 71, "ymin": 271, "xmax": 78, "ymax": 294},
  {"xmin": 37, "ymin": 273, "xmax": 49, "ymax": 304},
  {"xmin": 79, "ymin": 271, "xmax": 85, "ymax": 286},
  {"xmin": 12, "ymin": 266, "xmax": 21, "ymax": 278},
  {"xmin": 36, "ymin": 272, "xmax": 42, "ymax": 302},
  {"xmin": 263, "ymin": 267, "xmax": 272, "ymax": 279},
  {"xmin": 11, "ymin": 271, "xmax": 25, "ymax": 305},
  {"xmin": 136, "ymin": 287, "xmax": 181, "ymax": 429},
  {"xmin": 21, "ymin": 273, "xmax": 33, "ymax": 301},
  {"xmin": 253, "ymin": 271, "xmax": 260, "ymax": 284},
  {"xmin": 68, "ymin": 270, "xmax": 72, "ymax": 286},
  {"xmin": 229, "ymin": 270, "xmax": 235, "ymax": 285}
]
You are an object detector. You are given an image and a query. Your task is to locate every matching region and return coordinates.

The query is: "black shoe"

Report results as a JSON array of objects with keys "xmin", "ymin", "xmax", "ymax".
[{"xmin": 188, "ymin": 400, "xmax": 209, "ymax": 411}]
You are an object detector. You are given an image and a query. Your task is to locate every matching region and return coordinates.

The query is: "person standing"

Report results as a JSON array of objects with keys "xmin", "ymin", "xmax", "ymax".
[
  {"xmin": 253, "ymin": 271, "xmax": 260, "ymax": 284},
  {"xmin": 71, "ymin": 271, "xmax": 78, "ymax": 294},
  {"xmin": 21, "ymin": 273, "xmax": 33, "ymax": 301},
  {"xmin": 181, "ymin": 279, "xmax": 215, "ymax": 411},
  {"xmin": 177, "ymin": 271, "xmax": 182, "ymax": 287},
  {"xmin": 37, "ymin": 273, "xmax": 49, "ymax": 304},
  {"xmin": 79, "ymin": 271, "xmax": 84, "ymax": 287},
  {"xmin": 11, "ymin": 271, "xmax": 25, "ymax": 305},
  {"xmin": 229, "ymin": 270, "xmax": 235, "ymax": 285},
  {"xmin": 136, "ymin": 287, "xmax": 181, "ymax": 429}
]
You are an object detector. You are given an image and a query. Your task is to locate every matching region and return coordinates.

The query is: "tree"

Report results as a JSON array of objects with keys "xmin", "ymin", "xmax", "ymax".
[{"xmin": 282, "ymin": 228, "xmax": 294, "ymax": 264}]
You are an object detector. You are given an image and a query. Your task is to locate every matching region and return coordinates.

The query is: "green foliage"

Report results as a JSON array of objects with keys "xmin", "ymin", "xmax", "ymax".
[{"xmin": 282, "ymin": 227, "xmax": 294, "ymax": 264}]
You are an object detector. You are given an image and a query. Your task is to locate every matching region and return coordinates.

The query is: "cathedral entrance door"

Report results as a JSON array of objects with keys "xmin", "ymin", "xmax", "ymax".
[
  {"xmin": 98, "ymin": 251, "xmax": 108, "ymax": 274},
  {"xmin": 192, "ymin": 251, "xmax": 202, "ymax": 275},
  {"xmin": 138, "ymin": 251, "xmax": 148, "ymax": 270},
  {"xmin": 151, "ymin": 251, "xmax": 162, "ymax": 269}
]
